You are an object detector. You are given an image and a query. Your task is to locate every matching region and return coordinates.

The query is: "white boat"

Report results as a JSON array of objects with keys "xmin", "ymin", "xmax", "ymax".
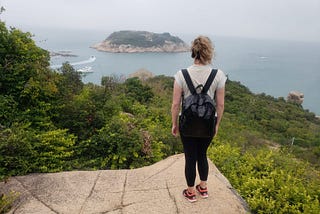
[
  {"xmin": 77, "ymin": 66, "xmax": 93, "ymax": 73},
  {"xmin": 50, "ymin": 55, "xmax": 96, "ymax": 69}
]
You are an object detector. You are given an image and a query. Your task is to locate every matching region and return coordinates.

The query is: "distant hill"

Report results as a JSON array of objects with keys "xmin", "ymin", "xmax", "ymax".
[{"xmin": 91, "ymin": 30, "xmax": 189, "ymax": 53}]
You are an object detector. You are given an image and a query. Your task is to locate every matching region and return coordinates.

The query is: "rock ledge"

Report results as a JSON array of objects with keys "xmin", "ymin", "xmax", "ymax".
[{"xmin": 1, "ymin": 154, "xmax": 249, "ymax": 214}]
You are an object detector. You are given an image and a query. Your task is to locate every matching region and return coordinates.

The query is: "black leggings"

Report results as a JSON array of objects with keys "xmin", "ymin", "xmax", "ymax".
[{"xmin": 181, "ymin": 136, "xmax": 212, "ymax": 187}]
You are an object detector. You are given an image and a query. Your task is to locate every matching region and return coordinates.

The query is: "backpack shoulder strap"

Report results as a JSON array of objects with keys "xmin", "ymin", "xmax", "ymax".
[
  {"xmin": 202, "ymin": 69, "xmax": 218, "ymax": 94},
  {"xmin": 181, "ymin": 69, "xmax": 196, "ymax": 94}
]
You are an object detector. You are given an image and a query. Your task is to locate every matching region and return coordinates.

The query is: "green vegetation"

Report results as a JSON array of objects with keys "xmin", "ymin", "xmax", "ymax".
[
  {"xmin": 0, "ymin": 191, "xmax": 19, "ymax": 214},
  {"xmin": 208, "ymin": 143, "xmax": 320, "ymax": 213},
  {"xmin": 222, "ymin": 80, "xmax": 320, "ymax": 166},
  {"xmin": 0, "ymin": 21, "xmax": 319, "ymax": 213},
  {"xmin": 106, "ymin": 30, "xmax": 185, "ymax": 47},
  {"xmin": 207, "ymin": 80, "xmax": 320, "ymax": 213}
]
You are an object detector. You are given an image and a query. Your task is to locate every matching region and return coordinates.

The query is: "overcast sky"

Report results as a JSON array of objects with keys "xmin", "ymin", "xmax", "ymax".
[{"xmin": 1, "ymin": 0, "xmax": 320, "ymax": 42}]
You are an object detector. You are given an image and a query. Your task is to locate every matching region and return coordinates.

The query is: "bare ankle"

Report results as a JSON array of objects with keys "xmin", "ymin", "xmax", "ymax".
[
  {"xmin": 200, "ymin": 181, "xmax": 207, "ymax": 188},
  {"xmin": 187, "ymin": 187, "xmax": 195, "ymax": 194}
]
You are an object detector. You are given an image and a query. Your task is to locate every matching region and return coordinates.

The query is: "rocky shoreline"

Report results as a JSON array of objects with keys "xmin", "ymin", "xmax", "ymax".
[{"xmin": 91, "ymin": 41, "xmax": 189, "ymax": 53}]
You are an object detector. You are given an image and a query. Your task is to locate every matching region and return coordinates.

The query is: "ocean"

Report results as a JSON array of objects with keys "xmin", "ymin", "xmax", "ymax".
[{"xmin": 32, "ymin": 28, "xmax": 320, "ymax": 115}]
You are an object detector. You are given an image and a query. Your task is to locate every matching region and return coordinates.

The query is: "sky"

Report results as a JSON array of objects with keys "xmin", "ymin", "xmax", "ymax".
[{"xmin": 1, "ymin": 0, "xmax": 320, "ymax": 42}]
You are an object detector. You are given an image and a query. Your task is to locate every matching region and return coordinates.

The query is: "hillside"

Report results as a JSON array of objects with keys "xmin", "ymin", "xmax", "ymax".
[{"xmin": 91, "ymin": 30, "xmax": 189, "ymax": 53}]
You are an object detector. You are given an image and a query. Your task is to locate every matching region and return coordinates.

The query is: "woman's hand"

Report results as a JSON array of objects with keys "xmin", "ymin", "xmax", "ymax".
[{"xmin": 172, "ymin": 125, "xmax": 179, "ymax": 137}]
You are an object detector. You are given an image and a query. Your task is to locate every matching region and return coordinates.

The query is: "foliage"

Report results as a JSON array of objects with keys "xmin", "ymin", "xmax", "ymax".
[
  {"xmin": 0, "ymin": 191, "xmax": 19, "ymax": 214},
  {"xmin": 224, "ymin": 79, "xmax": 320, "ymax": 166},
  {"xmin": 208, "ymin": 143, "xmax": 320, "ymax": 213},
  {"xmin": 0, "ymin": 123, "xmax": 76, "ymax": 178},
  {"xmin": 123, "ymin": 77, "xmax": 154, "ymax": 104},
  {"xmin": 77, "ymin": 112, "xmax": 166, "ymax": 169},
  {"xmin": 31, "ymin": 129, "xmax": 76, "ymax": 172},
  {"xmin": 56, "ymin": 62, "xmax": 83, "ymax": 99},
  {"xmin": 0, "ymin": 6, "xmax": 5, "ymax": 15},
  {"xmin": 0, "ymin": 22, "xmax": 50, "ymax": 100},
  {"xmin": 53, "ymin": 85, "xmax": 104, "ymax": 140},
  {"xmin": 0, "ymin": 123, "xmax": 35, "ymax": 178},
  {"xmin": 0, "ymin": 21, "xmax": 61, "ymax": 131},
  {"xmin": 0, "ymin": 95, "xmax": 17, "ymax": 127}
]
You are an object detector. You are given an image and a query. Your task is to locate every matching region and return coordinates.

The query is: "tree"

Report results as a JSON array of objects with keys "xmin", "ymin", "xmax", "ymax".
[
  {"xmin": 0, "ymin": 21, "xmax": 50, "ymax": 100},
  {"xmin": 0, "ymin": 6, "xmax": 5, "ymax": 16},
  {"xmin": 124, "ymin": 77, "xmax": 154, "ymax": 104},
  {"xmin": 57, "ymin": 62, "xmax": 83, "ymax": 100},
  {"xmin": 0, "ymin": 21, "xmax": 61, "ymax": 129},
  {"xmin": 53, "ymin": 85, "xmax": 105, "ymax": 140}
]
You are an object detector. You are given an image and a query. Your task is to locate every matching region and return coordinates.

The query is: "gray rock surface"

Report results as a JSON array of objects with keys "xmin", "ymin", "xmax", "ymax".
[{"xmin": 1, "ymin": 154, "xmax": 249, "ymax": 214}]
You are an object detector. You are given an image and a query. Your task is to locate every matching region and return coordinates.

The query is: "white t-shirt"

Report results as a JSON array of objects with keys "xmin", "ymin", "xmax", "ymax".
[{"xmin": 174, "ymin": 64, "xmax": 227, "ymax": 100}]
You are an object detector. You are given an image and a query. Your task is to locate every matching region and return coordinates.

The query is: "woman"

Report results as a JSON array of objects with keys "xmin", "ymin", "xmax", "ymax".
[{"xmin": 171, "ymin": 36, "xmax": 226, "ymax": 202}]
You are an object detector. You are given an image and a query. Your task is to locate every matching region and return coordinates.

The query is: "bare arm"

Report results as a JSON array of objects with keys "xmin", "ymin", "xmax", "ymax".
[
  {"xmin": 171, "ymin": 81, "xmax": 182, "ymax": 136},
  {"xmin": 215, "ymin": 87, "xmax": 225, "ymax": 136}
]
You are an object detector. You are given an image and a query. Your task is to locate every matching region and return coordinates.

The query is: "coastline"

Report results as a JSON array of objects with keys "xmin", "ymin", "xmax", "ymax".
[
  {"xmin": 91, "ymin": 42, "xmax": 190, "ymax": 53},
  {"xmin": 39, "ymin": 29, "xmax": 319, "ymax": 115}
]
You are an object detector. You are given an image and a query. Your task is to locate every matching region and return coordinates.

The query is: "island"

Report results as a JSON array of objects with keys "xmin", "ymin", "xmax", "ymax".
[
  {"xmin": 50, "ymin": 50, "xmax": 77, "ymax": 57},
  {"xmin": 91, "ymin": 30, "xmax": 190, "ymax": 53}
]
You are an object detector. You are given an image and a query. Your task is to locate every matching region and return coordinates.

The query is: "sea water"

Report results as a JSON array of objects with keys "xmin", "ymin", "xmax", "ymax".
[{"xmin": 32, "ymin": 28, "xmax": 320, "ymax": 115}]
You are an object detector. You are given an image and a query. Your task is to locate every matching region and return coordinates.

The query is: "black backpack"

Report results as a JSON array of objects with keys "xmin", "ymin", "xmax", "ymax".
[{"xmin": 179, "ymin": 69, "xmax": 218, "ymax": 138}]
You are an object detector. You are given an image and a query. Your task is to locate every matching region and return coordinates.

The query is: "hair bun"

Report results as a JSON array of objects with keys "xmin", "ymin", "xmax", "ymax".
[{"xmin": 191, "ymin": 36, "xmax": 214, "ymax": 64}]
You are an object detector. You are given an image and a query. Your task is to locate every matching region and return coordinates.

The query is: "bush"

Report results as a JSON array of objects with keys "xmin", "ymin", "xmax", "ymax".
[
  {"xmin": 0, "ymin": 123, "xmax": 35, "ymax": 178},
  {"xmin": 31, "ymin": 129, "xmax": 76, "ymax": 172},
  {"xmin": 124, "ymin": 77, "xmax": 154, "ymax": 104},
  {"xmin": 0, "ymin": 123, "xmax": 76, "ymax": 178},
  {"xmin": 77, "ymin": 112, "xmax": 166, "ymax": 169},
  {"xmin": 208, "ymin": 143, "xmax": 320, "ymax": 213}
]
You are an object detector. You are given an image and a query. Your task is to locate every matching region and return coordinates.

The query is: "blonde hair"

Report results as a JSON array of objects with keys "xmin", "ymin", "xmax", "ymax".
[{"xmin": 191, "ymin": 36, "xmax": 214, "ymax": 65}]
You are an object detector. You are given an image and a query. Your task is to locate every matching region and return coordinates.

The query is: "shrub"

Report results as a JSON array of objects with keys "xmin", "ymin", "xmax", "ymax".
[
  {"xmin": 0, "ymin": 123, "xmax": 76, "ymax": 177},
  {"xmin": 77, "ymin": 112, "xmax": 166, "ymax": 169},
  {"xmin": 208, "ymin": 143, "xmax": 320, "ymax": 213}
]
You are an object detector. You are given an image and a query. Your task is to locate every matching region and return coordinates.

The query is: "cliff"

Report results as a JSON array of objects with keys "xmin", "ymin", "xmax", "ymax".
[{"xmin": 91, "ymin": 30, "xmax": 190, "ymax": 53}]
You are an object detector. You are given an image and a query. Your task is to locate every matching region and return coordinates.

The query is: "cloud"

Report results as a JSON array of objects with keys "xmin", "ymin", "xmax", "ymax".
[{"xmin": 1, "ymin": 0, "xmax": 319, "ymax": 42}]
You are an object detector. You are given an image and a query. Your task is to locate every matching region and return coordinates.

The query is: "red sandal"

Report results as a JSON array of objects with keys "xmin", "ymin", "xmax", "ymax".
[
  {"xmin": 182, "ymin": 189, "xmax": 197, "ymax": 202},
  {"xmin": 196, "ymin": 185, "xmax": 208, "ymax": 198}
]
